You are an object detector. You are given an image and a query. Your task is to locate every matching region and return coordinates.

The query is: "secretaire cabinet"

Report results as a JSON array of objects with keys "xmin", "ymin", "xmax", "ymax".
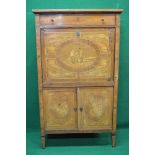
[{"xmin": 32, "ymin": 9, "xmax": 123, "ymax": 148}]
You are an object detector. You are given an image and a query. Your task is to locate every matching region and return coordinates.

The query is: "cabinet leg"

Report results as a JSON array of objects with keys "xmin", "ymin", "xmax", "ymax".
[
  {"xmin": 112, "ymin": 133, "xmax": 116, "ymax": 147},
  {"xmin": 41, "ymin": 136, "xmax": 46, "ymax": 149}
]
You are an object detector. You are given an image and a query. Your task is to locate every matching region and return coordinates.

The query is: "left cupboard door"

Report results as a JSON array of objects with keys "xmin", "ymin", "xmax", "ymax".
[{"xmin": 43, "ymin": 88, "xmax": 77, "ymax": 130}]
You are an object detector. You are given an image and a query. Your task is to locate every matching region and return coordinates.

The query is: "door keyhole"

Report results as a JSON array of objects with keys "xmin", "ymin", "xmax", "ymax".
[{"xmin": 76, "ymin": 31, "xmax": 80, "ymax": 37}]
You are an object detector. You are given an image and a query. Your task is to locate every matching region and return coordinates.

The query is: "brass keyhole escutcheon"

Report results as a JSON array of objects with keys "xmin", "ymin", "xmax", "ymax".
[
  {"xmin": 76, "ymin": 31, "xmax": 80, "ymax": 37},
  {"xmin": 79, "ymin": 107, "xmax": 83, "ymax": 112},
  {"xmin": 76, "ymin": 16, "xmax": 80, "ymax": 21}
]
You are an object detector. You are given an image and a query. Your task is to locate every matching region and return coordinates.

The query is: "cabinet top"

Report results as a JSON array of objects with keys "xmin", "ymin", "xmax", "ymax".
[{"xmin": 32, "ymin": 9, "xmax": 123, "ymax": 14}]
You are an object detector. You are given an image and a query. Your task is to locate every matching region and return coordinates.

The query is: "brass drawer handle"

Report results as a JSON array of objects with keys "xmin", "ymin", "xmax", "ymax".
[
  {"xmin": 79, "ymin": 107, "xmax": 83, "ymax": 112},
  {"xmin": 51, "ymin": 19, "xmax": 55, "ymax": 23},
  {"xmin": 101, "ymin": 18, "xmax": 105, "ymax": 23}
]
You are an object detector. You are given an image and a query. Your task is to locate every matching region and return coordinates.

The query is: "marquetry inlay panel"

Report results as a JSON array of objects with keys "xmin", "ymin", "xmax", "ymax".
[
  {"xmin": 56, "ymin": 39, "xmax": 100, "ymax": 72},
  {"xmin": 44, "ymin": 89, "xmax": 77, "ymax": 129},
  {"xmin": 78, "ymin": 87, "xmax": 113, "ymax": 129},
  {"xmin": 42, "ymin": 28, "xmax": 115, "ymax": 84}
]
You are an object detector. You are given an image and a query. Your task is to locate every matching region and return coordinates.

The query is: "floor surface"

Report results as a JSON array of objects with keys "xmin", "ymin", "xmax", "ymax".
[{"xmin": 26, "ymin": 128, "xmax": 129, "ymax": 155}]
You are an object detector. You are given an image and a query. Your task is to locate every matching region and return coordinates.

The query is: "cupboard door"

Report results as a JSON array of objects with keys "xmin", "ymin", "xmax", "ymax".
[
  {"xmin": 78, "ymin": 87, "xmax": 113, "ymax": 130},
  {"xmin": 43, "ymin": 88, "xmax": 77, "ymax": 130},
  {"xmin": 41, "ymin": 28, "xmax": 115, "ymax": 85}
]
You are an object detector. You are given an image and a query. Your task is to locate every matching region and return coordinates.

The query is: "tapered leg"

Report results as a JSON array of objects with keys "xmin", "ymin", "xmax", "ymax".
[
  {"xmin": 41, "ymin": 136, "xmax": 46, "ymax": 149},
  {"xmin": 112, "ymin": 133, "xmax": 116, "ymax": 147}
]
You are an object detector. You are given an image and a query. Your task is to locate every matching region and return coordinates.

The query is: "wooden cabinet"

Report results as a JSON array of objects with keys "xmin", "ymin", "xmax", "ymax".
[{"xmin": 33, "ymin": 9, "xmax": 123, "ymax": 148}]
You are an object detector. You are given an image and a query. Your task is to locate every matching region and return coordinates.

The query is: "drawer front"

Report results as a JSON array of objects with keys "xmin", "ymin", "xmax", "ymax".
[
  {"xmin": 40, "ymin": 14, "xmax": 115, "ymax": 26},
  {"xmin": 41, "ymin": 28, "xmax": 115, "ymax": 85},
  {"xmin": 78, "ymin": 87, "xmax": 113, "ymax": 130},
  {"xmin": 43, "ymin": 88, "xmax": 77, "ymax": 130}
]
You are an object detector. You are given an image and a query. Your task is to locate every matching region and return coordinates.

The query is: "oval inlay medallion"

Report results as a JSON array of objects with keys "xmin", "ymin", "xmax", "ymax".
[{"xmin": 56, "ymin": 39, "xmax": 100, "ymax": 72}]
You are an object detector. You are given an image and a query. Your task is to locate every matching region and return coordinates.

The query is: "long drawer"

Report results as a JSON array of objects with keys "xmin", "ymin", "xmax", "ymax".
[{"xmin": 40, "ymin": 14, "xmax": 116, "ymax": 26}]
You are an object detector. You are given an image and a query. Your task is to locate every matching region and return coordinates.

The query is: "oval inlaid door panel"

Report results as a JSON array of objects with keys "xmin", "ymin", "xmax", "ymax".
[
  {"xmin": 43, "ymin": 89, "xmax": 77, "ymax": 130},
  {"xmin": 56, "ymin": 38, "xmax": 100, "ymax": 72},
  {"xmin": 78, "ymin": 87, "xmax": 113, "ymax": 129},
  {"xmin": 41, "ymin": 28, "xmax": 115, "ymax": 85}
]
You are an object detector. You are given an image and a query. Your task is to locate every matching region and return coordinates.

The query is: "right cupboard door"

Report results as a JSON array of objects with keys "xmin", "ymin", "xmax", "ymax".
[{"xmin": 78, "ymin": 87, "xmax": 113, "ymax": 130}]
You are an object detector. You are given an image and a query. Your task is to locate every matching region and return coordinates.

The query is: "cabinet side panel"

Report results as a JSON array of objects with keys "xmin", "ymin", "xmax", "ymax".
[
  {"xmin": 35, "ymin": 15, "xmax": 45, "ymax": 136},
  {"xmin": 113, "ymin": 14, "xmax": 120, "ymax": 133}
]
